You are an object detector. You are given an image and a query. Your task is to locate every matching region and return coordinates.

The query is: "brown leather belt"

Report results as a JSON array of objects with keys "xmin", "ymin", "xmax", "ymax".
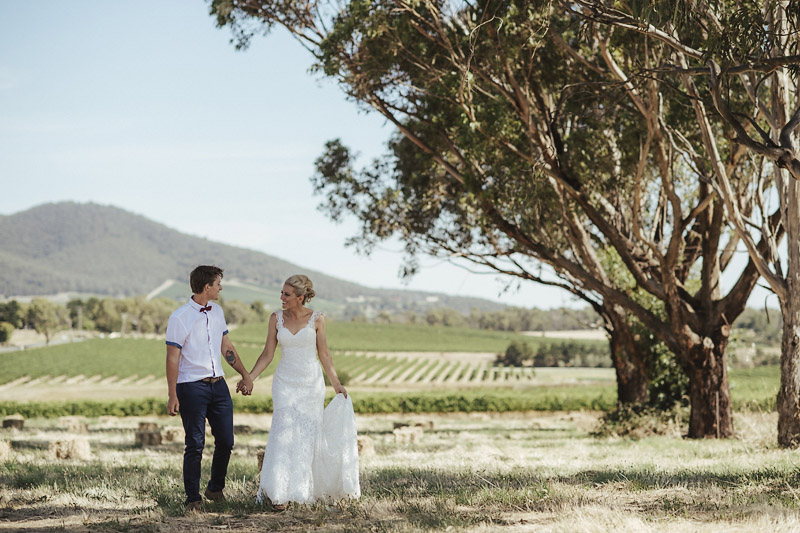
[{"xmin": 200, "ymin": 376, "xmax": 224, "ymax": 383}]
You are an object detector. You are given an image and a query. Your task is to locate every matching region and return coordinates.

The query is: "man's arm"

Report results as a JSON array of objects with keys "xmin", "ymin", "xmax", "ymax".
[
  {"xmin": 221, "ymin": 334, "xmax": 253, "ymax": 394},
  {"xmin": 166, "ymin": 345, "xmax": 181, "ymax": 416}
]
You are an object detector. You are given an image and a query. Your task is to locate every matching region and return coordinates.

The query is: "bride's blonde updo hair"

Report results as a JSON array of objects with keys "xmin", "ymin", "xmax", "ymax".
[{"xmin": 285, "ymin": 274, "xmax": 315, "ymax": 304}]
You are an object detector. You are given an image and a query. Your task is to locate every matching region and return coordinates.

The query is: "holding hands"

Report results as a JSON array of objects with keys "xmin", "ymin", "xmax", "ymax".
[{"xmin": 236, "ymin": 375, "xmax": 254, "ymax": 396}]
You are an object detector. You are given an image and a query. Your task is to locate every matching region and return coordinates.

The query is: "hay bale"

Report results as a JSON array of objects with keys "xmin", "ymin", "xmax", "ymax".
[
  {"xmin": 2, "ymin": 414, "xmax": 24, "ymax": 430},
  {"xmin": 50, "ymin": 438, "xmax": 91, "ymax": 460},
  {"xmin": 0, "ymin": 440, "xmax": 10, "ymax": 462},
  {"xmin": 392, "ymin": 422, "xmax": 409, "ymax": 430},
  {"xmin": 162, "ymin": 427, "xmax": 183, "ymax": 442},
  {"xmin": 138, "ymin": 422, "xmax": 158, "ymax": 432},
  {"xmin": 357, "ymin": 435, "xmax": 375, "ymax": 457},
  {"xmin": 59, "ymin": 416, "xmax": 88, "ymax": 434},
  {"xmin": 135, "ymin": 431, "xmax": 162, "ymax": 447},
  {"xmin": 393, "ymin": 426, "xmax": 423, "ymax": 444},
  {"xmin": 415, "ymin": 420, "xmax": 435, "ymax": 430},
  {"xmin": 234, "ymin": 425, "xmax": 252, "ymax": 434},
  {"xmin": 257, "ymin": 450, "xmax": 265, "ymax": 472}
]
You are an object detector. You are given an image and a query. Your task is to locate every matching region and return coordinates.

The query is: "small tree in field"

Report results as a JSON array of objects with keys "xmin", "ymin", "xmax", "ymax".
[
  {"xmin": 26, "ymin": 299, "xmax": 67, "ymax": 345},
  {"xmin": 0, "ymin": 322, "xmax": 14, "ymax": 344},
  {"xmin": 496, "ymin": 340, "xmax": 534, "ymax": 367}
]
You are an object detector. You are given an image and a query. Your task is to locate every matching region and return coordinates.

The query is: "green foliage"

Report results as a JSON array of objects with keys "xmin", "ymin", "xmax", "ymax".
[
  {"xmin": 25, "ymin": 298, "xmax": 68, "ymax": 344},
  {"xmin": 732, "ymin": 307, "xmax": 782, "ymax": 346},
  {"xmin": 592, "ymin": 403, "xmax": 688, "ymax": 439},
  {"xmin": 599, "ymin": 247, "xmax": 688, "ymax": 408},
  {"xmin": 495, "ymin": 340, "xmax": 534, "ymax": 367},
  {"xmin": 0, "ymin": 300, "xmax": 23, "ymax": 328},
  {"xmin": 645, "ymin": 330, "xmax": 689, "ymax": 409},
  {"xmin": 0, "ymin": 398, "xmax": 166, "ymax": 418},
  {"xmin": 217, "ymin": 297, "xmax": 260, "ymax": 326},
  {"xmin": 424, "ymin": 308, "xmax": 467, "ymax": 327},
  {"xmin": 0, "ymin": 322, "xmax": 14, "ymax": 344},
  {"xmin": 533, "ymin": 340, "xmax": 612, "ymax": 368},
  {"xmin": 89, "ymin": 298, "xmax": 122, "ymax": 333},
  {"xmin": 468, "ymin": 306, "xmax": 600, "ymax": 332}
]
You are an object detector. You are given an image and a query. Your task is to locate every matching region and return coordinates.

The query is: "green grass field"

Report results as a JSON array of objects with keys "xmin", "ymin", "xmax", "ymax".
[
  {"xmin": 0, "ymin": 329, "xmax": 781, "ymax": 413},
  {"xmin": 0, "ymin": 337, "xmax": 285, "ymax": 386},
  {"xmin": 232, "ymin": 320, "xmax": 602, "ymax": 352},
  {"xmin": 730, "ymin": 366, "xmax": 780, "ymax": 409},
  {"xmin": 0, "ymin": 322, "xmax": 604, "ymax": 385}
]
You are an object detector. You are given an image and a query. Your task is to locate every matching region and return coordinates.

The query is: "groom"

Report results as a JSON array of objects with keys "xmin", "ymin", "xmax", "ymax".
[{"xmin": 165, "ymin": 265, "xmax": 253, "ymax": 511}]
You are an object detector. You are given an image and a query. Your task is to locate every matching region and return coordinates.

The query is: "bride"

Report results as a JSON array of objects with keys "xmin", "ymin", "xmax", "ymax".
[{"xmin": 239, "ymin": 275, "xmax": 360, "ymax": 511}]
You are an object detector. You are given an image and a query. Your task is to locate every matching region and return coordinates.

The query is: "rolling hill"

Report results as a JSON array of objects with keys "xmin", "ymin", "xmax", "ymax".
[{"xmin": 0, "ymin": 202, "xmax": 504, "ymax": 314}]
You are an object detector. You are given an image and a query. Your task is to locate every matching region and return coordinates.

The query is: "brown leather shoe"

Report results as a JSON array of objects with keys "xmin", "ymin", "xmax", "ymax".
[
  {"xmin": 204, "ymin": 488, "xmax": 225, "ymax": 502},
  {"xmin": 186, "ymin": 500, "xmax": 202, "ymax": 512}
]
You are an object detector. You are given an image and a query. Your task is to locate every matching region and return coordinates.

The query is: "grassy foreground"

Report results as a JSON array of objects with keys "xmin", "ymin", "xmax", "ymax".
[{"xmin": 2, "ymin": 411, "xmax": 799, "ymax": 532}]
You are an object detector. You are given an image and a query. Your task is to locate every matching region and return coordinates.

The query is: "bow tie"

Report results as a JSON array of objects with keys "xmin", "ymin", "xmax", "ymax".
[{"xmin": 199, "ymin": 306, "xmax": 212, "ymax": 313}]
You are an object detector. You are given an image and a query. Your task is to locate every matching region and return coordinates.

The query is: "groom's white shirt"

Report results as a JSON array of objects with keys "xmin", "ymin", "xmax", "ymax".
[{"xmin": 166, "ymin": 297, "xmax": 229, "ymax": 383}]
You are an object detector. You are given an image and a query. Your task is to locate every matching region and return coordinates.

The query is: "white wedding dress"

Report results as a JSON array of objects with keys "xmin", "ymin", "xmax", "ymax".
[{"xmin": 257, "ymin": 310, "xmax": 360, "ymax": 505}]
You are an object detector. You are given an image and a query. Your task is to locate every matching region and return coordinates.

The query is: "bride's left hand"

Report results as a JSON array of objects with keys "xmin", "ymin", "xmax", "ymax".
[{"xmin": 334, "ymin": 383, "xmax": 348, "ymax": 398}]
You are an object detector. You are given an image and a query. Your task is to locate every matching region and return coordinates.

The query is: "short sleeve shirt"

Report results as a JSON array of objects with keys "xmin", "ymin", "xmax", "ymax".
[{"xmin": 166, "ymin": 298, "xmax": 229, "ymax": 383}]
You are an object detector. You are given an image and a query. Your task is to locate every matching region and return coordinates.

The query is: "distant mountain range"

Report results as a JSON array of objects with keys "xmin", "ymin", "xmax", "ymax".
[{"xmin": 0, "ymin": 202, "xmax": 505, "ymax": 315}]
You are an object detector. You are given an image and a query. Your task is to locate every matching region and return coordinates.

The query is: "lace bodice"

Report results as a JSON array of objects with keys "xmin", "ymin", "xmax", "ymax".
[
  {"xmin": 275, "ymin": 310, "xmax": 321, "ymax": 377},
  {"xmin": 276, "ymin": 309, "xmax": 321, "ymax": 343}
]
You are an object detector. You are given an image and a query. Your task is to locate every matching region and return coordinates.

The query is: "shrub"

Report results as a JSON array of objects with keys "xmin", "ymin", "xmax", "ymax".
[
  {"xmin": 0, "ymin": 322, "xmax": 14, "ymax": 344},
  {"xmin": 495, "ymin": 340, "xmax": 533, "ymax": 367},
  {"xmin": 592, "ymin": 403, "xmax": 688, "ymax": 439}
]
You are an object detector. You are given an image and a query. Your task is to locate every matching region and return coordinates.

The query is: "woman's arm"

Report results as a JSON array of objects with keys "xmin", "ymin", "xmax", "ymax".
[
  {"xmin": 248, "ymin": 312, "xmax": 279, "ymax": 380},
  {"xmin": 315, "ymin": 314, "xmax": 347, "ymax": 397}
]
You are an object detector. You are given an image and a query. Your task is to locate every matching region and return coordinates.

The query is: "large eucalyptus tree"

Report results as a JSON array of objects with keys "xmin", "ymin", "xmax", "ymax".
[
  {"xmin": 208, "ymin": 0, "xmax": 775, "ymax": 437},
  {"xmin": 565, "ymin": 0, "xmax": 799, "ymax": 446}
]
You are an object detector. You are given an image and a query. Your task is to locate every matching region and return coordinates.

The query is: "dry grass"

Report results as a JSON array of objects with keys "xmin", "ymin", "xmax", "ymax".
[{"xmin": 0, "ymin": 411, "xmax": 799, "ymax": 532}]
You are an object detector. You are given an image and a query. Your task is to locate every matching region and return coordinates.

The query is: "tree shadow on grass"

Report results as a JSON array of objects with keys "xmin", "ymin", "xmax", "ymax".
[
  {"xmin": 3, "ymin": 452, "xmax": 798, "ymax": 530},
  {"xmin": 362, "ymin": 464, "xmax": 800, "ymax": 518}
]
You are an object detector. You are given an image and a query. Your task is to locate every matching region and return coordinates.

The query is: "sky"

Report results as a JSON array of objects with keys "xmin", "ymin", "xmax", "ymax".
[{"xmin": 0, "ymin": 2, "xmax": 778, "ymax": 310}]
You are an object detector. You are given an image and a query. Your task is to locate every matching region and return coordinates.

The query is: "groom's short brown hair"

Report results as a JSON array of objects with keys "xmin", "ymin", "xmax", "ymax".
[{"xmin": 190, "ymin": 265, "xmax": 224, "ymax": 294}]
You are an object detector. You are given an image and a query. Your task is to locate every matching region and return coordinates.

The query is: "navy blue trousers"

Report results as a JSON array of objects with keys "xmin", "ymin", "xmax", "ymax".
[{"xmin": 176, "ymin": 379, "xmax": 234, "ymax": 504}]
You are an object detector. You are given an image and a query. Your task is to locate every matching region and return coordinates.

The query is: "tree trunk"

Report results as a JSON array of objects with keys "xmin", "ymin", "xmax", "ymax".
[
  {"xmin": 605, "ymin": 306, "xmax": 648, "ymax": 404},
  {"xmin": 777, "ymin": 177, "xmax": 800, "ymax": 447},
  {"xmin": 777, "ymin": 305, "xmax": 800, "ymax": 447},
  {"xmin": 684, "ymin": 333, "xmax": 734, "ymax": 438}
]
